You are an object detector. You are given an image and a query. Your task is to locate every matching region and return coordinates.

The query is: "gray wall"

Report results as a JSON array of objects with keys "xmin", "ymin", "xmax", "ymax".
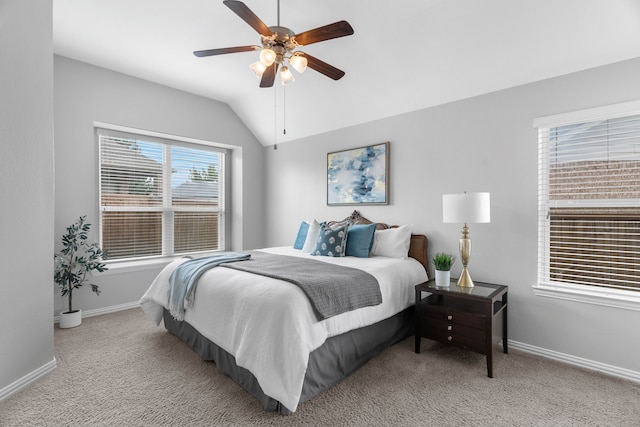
[
  {"xmin": 264, "ymin": 57, "xmax": 640, "ymax": 375},
  {"xmin": 53, "ymin": 56, "xmax": 266, "ymax": 317},
  {"xmin": 0, "ymin": 1, "xmax": 55, "ymax": 394}
]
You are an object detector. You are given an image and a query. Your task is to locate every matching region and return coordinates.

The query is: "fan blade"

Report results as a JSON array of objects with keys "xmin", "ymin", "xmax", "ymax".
[
  {"xmin": 260, "ymin": 63, "xmax": 278, "ymax": 88},
  {"xmin": 223, "ymin": 0, "xmax": 273, "ymax": 37},
  {"xmin": 294, "ymin": 21, "xmax": 354, "ymax": 46},
  {"xmin": 298, "ymin": 53, "xmax": 345, "ymax": 80},
  {"xmin": 193, "ymin": 45, "xmax": 259, "ymax": 57}
]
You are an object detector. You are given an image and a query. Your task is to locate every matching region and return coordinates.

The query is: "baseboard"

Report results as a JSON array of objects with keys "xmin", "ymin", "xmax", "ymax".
[
  {"xmin": 509, "ymin": 339, "xmax": 640, "ymax": 384},
  {"xmin": 53, "ymin": 301, "xmax": 141, "ymax": 323},
  {"xmin": 4, "ymin": 303, "xmax": 140, "ymax": 402},
  {"xmin": 0, "ymin": 359, "xmax": 56, "ymax": 402}
]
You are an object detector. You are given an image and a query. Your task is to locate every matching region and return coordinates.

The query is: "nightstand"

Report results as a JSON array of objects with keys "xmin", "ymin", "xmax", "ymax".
[{"xmin": 414, "ymin": 280, "xmax": 508, "ymax": 377}]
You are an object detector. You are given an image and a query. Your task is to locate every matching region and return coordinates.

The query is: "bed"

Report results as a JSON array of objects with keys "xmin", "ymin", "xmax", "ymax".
[{"xmin": 140, "ymin": 211, "xmax": 429, "ymax": 414}]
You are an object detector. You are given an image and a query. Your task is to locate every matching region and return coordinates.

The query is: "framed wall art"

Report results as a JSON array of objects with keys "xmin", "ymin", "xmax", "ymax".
[{"xmin": 327, "ymin": 142, "xmax": 389, "ymax": 206}]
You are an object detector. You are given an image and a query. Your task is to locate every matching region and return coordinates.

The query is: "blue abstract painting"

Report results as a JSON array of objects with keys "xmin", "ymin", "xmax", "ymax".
[{"xmin": 327, "ymin": 142, "xmax": 389, "ymax": 205}]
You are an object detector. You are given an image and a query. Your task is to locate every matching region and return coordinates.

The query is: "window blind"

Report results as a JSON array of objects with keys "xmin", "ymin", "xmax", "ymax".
[
  {"xmin": 538, "ymin": 113, "xmax": 640, "ymax": 292},
  {"xmin": 98, "ymin": 128, "xmax": 225, "ymax": 261}
]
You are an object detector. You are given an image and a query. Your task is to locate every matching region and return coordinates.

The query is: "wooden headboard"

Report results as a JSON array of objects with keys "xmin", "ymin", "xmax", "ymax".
[{"xmin": 327, "ymin": 210, "xmax": 429, "ymax": 272}]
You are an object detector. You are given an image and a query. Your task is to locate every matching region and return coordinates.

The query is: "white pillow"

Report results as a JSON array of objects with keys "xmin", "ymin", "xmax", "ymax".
[
  {"xmin": 370, "ymin": 224, "xmax": 413, "ymax": 258},
  {"xmin": 301, "ymin": 219, "xmax": 321, "ymax": 253}
]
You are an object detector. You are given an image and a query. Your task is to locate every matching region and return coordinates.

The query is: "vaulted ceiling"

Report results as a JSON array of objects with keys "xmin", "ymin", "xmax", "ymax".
[{"xmin": 54, "ymin": 0, "xmax": 640, "ymax": 146}]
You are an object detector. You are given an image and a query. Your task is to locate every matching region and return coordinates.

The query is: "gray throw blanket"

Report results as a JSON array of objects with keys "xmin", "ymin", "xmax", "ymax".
[
  {"xmin": 222, "ymin": 251, "xmax": 382, "ymax": 320},
  {"xmin": 168, "ymin": 252, "xmax": 251, "ymax": 321}
]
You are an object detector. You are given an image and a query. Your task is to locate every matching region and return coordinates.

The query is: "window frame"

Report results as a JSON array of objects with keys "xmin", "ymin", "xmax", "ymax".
[
  {"xmin": 95, "ymin": 123, "xmax": 229, "ymax": 268},
  {"xmin": 533, "ymin": 100, "xmax": 640, "ymax": 311}
]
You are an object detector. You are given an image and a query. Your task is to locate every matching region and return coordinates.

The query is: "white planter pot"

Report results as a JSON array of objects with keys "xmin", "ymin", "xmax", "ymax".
[
  {"xmin": 59, "ymin": 309, "xmax": 82, "ymax": 329},
  {"xmin": 435, "ymin": 270, "xmax": 451, "ymax": 287}
]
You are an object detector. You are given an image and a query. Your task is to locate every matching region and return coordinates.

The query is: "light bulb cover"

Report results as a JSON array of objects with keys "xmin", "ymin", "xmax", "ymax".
[
  {"xmin": 259, "ymin": 48, "xmax": 276, "ymax": 66},
  {"xmin": 280, "ymin": 66, "xmax": 295, "ymax": 85},
  {"xmin": 289, "ymin": 54, "xmax": 308, "ymax": 73},
  {"xmin": 250, "ymin": 61, "xmax": 266, "ymax": 78}
]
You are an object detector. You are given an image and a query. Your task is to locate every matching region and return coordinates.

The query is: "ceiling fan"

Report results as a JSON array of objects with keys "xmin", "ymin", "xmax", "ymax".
[{"xmin": 193, "ymin": 0, "xmax": 354, "ymax": 88}]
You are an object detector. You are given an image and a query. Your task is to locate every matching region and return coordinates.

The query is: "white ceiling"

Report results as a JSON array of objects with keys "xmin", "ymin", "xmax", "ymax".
[{"xmin": 53, "ymin": 0, "xmax": 640, "ymax": 146}]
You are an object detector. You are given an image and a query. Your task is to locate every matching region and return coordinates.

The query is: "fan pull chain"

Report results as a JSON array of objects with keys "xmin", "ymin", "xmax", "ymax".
[
  {"xmin": 273, "ymin": 85, "xmax": 278, "ymax": 149},
  {"xmin": 283, "ymin": 86, "xmax": 286, "ymax": 136}
]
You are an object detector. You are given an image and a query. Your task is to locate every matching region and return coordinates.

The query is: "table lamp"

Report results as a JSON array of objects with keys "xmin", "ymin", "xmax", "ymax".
[{"xmin": 442, "ymin": 192, "xmax": 491, "ymax": 287}]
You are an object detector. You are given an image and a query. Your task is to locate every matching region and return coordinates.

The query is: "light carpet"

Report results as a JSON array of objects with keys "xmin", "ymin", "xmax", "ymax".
[{"xmin": 1, "ymin": 308, "xmax": 639, "ymax": 426}]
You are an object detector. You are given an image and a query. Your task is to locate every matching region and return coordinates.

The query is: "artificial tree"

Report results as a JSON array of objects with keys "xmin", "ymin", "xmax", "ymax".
[{"xmin": 54, "ymin": 215, "xmax": 107, "ymax": 314}]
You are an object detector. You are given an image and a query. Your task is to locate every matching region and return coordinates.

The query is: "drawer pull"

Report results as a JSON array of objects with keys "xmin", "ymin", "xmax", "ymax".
[
  {"xmin": 447, "ymin": 336, "xmax": 453, "ymax": 341},
  {"xmin": 447, "ymin": 315, "xmax": 453, "ymax": 320},
  {"xmin": 447, "ymin": 325, "xmax": 453, "ymax": 331}
]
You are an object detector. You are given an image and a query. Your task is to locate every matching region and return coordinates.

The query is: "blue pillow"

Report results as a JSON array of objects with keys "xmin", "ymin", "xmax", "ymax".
[
  {"xmin": 311, "ymin": 223, "xmax": 349, "ymax": 257},
  {"xmin": 293, "ymin": 221, "xmax": 310, "ymax": 250},
  {"xmin": 345, "ymin": 223, "xmax": 377, "ymax": 257}
]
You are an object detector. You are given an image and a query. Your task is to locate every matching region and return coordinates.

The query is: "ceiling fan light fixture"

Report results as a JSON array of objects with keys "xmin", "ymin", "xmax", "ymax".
[
  {"xmin": 259, "ymin": 48, "xmax": 276, "ymax": 66},
  {"xmin": 250, "ymin": 61, "xmax": 266, "ymax": 78},
  {"xmin": 289, "ymin": 54, "xmax": 307, "ymax": 73},
  {"xmin": 280, "ymin": 66, "xmax": 294, "ymax": 85},
  {"xmin": 194, "ymin": 1, "xmax": 353, "ymax": 88}
]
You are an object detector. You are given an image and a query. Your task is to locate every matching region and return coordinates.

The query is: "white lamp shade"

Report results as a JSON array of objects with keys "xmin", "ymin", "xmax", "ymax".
[{"xmin": 443, "ymin": 192, "xmax": 491, "ymax": 224}]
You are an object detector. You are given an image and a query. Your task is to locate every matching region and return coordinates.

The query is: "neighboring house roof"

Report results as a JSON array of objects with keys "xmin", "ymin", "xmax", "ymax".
[{"xmin": 173, "ymin": 180, "xmax": 218, "ymax": 199}]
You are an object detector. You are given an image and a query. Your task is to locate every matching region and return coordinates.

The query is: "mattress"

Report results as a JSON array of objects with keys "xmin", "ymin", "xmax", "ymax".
[{"xmin": 140, "ymin": 246, "xmax": 428, "ymax": 412}]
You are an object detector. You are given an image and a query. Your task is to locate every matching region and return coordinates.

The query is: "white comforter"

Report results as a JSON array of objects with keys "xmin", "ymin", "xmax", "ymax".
[{"xmin": 139, "ymin": 247, "xmax": 428, "ymax": 412}]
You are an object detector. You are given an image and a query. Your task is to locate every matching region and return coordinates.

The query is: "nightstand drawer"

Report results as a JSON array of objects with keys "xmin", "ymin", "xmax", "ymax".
[
  {"xmin": 419, "ymin": 321, "xmax": 484, "ymax": 353},
  {"xmin": 418, "ymin": 317, "xmax": 485, "ymax": 341},
  {"xmin": 417, "ymin": 304, "xmax": 486, "ymax": 330}
]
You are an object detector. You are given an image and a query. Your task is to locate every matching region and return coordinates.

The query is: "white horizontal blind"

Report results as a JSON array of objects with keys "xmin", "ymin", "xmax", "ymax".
[
  {"xmin": 98, "ymin": 129, "xmax": 225, "ymax": 261},
  {"xmin": 538, "ymin": 113, "xmax": 640, "ymax": 292}
]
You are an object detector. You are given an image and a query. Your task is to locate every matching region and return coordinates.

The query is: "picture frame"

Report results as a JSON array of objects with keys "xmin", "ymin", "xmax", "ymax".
[{"xmin": 327, "ymin": 142, "xmax": 389, "ymax": 206}]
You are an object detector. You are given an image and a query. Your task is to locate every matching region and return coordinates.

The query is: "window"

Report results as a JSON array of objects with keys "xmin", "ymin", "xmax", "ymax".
[
  {"xmin": 535, "ymin": 101, "xmax": 640, "ymax": 310},
  {"xmin": 97, "ymin": 127, "xmax": 226, "ymax": 262}
]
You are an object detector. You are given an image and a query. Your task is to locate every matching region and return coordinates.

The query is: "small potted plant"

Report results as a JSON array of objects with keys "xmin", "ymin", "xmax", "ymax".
[
  {"xmin": 433, "ymin": 252, "xmax": 455, "ymax": 287},
  {"xmin": 54, "ymin": 216, "xmax": 107, "ymax": 328}
]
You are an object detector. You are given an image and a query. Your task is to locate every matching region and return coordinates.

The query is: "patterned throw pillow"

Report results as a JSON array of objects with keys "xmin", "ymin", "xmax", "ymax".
[{"xmin": 311, "ymin": 223, "xmax": 349, "ymax": 257}]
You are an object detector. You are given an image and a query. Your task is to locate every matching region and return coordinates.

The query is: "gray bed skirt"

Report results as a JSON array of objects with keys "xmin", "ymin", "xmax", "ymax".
[{"xmin": 162, "ymin": 306, "xmax": 414, "ymax": 414}]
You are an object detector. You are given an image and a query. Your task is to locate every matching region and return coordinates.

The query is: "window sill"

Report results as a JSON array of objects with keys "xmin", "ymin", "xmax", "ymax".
[
  {"xmin": 533, "ymin": 282, "xmax": 640, "ymax": 311},
  {"xmin": 99, "ymin": 256, "xmax": 181, "ymax": 275},
  {"xmin": 99, "ymin": 251, "xmax": 223, "ymax": 275}
]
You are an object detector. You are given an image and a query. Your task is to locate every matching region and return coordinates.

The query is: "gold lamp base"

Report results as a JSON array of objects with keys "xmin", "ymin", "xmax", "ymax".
[
  {"xmin": 457, "ymin": 224, "xmax": 474, "ymax": 288},
  {"xmin": 457, "ymin": 266, "xmax": 474, "ymax": 288}
]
